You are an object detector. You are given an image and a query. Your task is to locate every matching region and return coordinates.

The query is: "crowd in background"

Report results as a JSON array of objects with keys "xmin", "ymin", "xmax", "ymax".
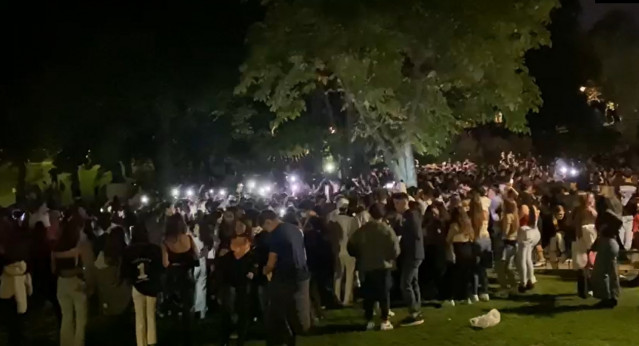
[{"xmin": 0, "ymin": 153, "xmax": 637, "ymax": 346}]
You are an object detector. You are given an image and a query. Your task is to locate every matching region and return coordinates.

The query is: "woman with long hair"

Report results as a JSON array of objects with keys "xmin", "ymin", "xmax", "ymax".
[
  {"xmin": 516, "ymin": 203, "xmax": 541, "ymax": 292},
  {"xmin": 470, "ymin": 192, "xmax": 491, "ymax": 302},
  {"xmin": 122, "ymin": 222, "xmax": 163, "ymax": 346},
  {"xmin": 496, "ymin": 189, "xmax": 519, "ymax": 298},
  {"xmin": 546, "ymin": 205, "xmax": 568, "ymax": 269},
  {"xmin": 446, "ymin": 206, "xmax": 475, "ymax": 305},
  {"xmin": 52, "ymin": 218, "xmax": 94, "ymax": 346},
  {"xmin": 162, "ymin": 213, "xmax": 198, "ymax": 346},
  {"xmin": 572, "ymin": 192, "xmax": 598, "ymax": 298}
]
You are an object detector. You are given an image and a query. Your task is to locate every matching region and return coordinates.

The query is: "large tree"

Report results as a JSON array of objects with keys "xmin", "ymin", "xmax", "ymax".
[
  {"xmin": 589, "ymin": 10, "xmax": 639, "ymax": 144},
  {"xmin": 236, "ymin": 0, "xmax": 558, "ymax": 186}
]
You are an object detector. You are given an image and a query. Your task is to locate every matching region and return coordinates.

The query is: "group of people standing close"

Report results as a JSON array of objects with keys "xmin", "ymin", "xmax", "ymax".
[{"xmin": 0, "ymin": 158, "xmax": 634, "ymax": 345}]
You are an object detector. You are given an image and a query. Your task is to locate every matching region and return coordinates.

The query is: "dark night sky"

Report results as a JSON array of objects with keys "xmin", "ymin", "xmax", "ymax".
[{"xmin": 580, "ymin": 0, "xmax": 639, "ymax": 27}]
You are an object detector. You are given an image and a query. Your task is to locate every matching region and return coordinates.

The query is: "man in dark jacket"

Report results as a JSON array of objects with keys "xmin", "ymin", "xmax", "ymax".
[{"xmin": 392, "ymin": 193, "xmax": 425, "ymax": 326}]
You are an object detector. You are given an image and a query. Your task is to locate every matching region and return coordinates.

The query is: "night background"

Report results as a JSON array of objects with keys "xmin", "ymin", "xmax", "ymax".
[{"xmin": 1, "ymin": 1, "xmax": 639, "ymax": 345}]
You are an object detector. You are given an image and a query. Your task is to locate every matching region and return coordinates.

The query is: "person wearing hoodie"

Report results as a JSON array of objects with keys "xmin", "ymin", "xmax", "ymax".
[
  {"xmin": 328, "ymin": 197, "xmax": 359, "ymax": 306},
  {"xmin": 348, "ymin": 203, "xmax": 400, "ymax": 331}
]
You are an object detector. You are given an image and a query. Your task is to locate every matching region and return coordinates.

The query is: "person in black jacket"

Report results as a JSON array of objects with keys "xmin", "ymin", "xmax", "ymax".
[
  {"xmin": 214, "ymin": 234, "xmax": 257, "ymax": 346},
  {"xmin": 392, "ymin": 193, "xmax": 425, "ymax": 327}
]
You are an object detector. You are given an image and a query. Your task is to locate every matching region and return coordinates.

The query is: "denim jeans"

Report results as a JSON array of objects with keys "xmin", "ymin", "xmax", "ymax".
[
  {"xmin": 497, "ymin": 241, "xmax": 517, "ymax": 290},
  {"xmin": 474, "ymin": 237, "xmax": 493, "ymax": 295},
  {"xmin": 400, "ymin": 259, "xmax": 422, "ymax": 314},
  {"xmin": 517, "ymin": 227, "xmax": 541, "ymax": 286}
]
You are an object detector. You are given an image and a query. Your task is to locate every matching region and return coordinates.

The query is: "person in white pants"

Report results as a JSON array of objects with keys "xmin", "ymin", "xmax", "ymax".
[
  {"xmin": 122, "ymin": 223, "xmax": 163, "ymax": 346},
  {"xmin": 329, "ymin": 198, "xmax": 359, "ymax": 306},
  {"xmin": 516, "ymin": 204, "xmax": 541, "ymax": 292},
  {"xmin": 52, "ymin": 221, "xmax": 94, "ymax": 346}
]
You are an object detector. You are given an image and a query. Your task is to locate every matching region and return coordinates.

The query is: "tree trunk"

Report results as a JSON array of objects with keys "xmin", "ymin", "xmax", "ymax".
[{"xmin": 385, "ymin": 142, "xmax": 417, "ymax": 187}]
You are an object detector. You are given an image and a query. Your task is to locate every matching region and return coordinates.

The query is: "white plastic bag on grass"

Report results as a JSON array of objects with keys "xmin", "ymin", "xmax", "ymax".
[{"xmin": 470, "ymin": 309, "xmax": 500, "ymax": 329}]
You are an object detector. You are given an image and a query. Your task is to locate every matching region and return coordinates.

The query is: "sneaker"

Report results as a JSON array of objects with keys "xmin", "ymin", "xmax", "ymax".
[
  {"xmin": 534, "ymin": 261, "xmax": 546, "ymax": 267},
  {"xmin": 365, "ymin": 321, "xmax": 376, "ymax": 331},
  {"xmin": 388, "ymin": 310, "xmax": 395, "ymax": 317},
  {"xmin": 400, "ymin": 314, "xmax": 424, "ymax": 327},
  {"xmin": 461, "ymin": 298, "xmax": 473, "ymax": 305},
  {"xmin": 443, "ymin": 300, "xmax": 456, "ymax": 307},
  {"xmin": 526, "ymin": 281, "xmax": 535, "ymax": 290},
  {"xmin": 518, "ymin": 285, "xmax": 527, "ymax": 293},
  {"xmin": 479, "ymin": 293, "xmax": 490, "ymax": 302},
  {"xmin": 380, "ymin": 321, "xmax": 394, "ymax": 331},
  {"xmin": 471, "ymin": 295, "xmax": 480, "ymax": 303}
]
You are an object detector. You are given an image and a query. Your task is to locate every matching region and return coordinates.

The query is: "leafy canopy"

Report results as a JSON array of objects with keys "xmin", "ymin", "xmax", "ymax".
[{"xmin": 236, "ymin": 0, "xmax": 558, "ymax": 158}]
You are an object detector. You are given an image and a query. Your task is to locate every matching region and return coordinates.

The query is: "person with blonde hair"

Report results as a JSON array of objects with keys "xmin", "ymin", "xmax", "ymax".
[
  {"xmin": 496, "ymin": 188, "xmax": 519, "ymax": 298},
  {"xmin": 470, "ymin": 190, "xmax": 491, "ymax": 302},
  {"xmin": 572, "ymin": 192, "xmax": 598, "ymax": 298},
  {"xmin": 446, "ymin": 206, "xmax": 475, "ymax": 305}
]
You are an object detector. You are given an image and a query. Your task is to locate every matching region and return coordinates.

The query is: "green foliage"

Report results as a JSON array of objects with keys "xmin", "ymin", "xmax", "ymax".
[
  {"xmin": 589, "ymin": 11, "xmax": 639, "ymax": 142},
  {"xmin": 237, "ymin": 0, "xmax": 558, "ymax": 158}
]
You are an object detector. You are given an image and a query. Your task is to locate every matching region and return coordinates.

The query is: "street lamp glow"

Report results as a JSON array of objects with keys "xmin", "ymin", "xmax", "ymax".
[
  {"xmin": 141, "ymin": 195, "xmax": 149, "ymax": 205},
  {"xmin": 579, "ymin": 86, "xmax": 586, "ymax": 92},
  {"xmin": 171, "ymin": 188, "xmax": 180, "ymax": 198},
  {"xmin": 324, "ymin": 162, "xmax": 336, "ymax": 173}
]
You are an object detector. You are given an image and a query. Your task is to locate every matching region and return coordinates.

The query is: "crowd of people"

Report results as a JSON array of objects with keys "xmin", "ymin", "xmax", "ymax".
[{"xmin": 0, "ymin": 153, "xmax": 637, "ymax": 346}]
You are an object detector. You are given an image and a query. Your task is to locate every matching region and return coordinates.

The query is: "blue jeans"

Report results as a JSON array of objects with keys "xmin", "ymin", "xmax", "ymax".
[
  {"xmin": 474, "ymin": 237, "xmax": 493, "ymax": 294},
  {"xmin": 400, "ymin": 259, "xmax": 422, "ymax": 314}
]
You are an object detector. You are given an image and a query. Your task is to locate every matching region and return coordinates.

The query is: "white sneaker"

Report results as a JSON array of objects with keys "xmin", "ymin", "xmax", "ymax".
[
  {"xmin": 443, "ymin": 300, "xmax": 456, "ymax": 307},
  {"xmin": 388, "ymin": 310, "xmax": 395, "ymax": 317},
  {"xmin": 479, "ymin": 293, "xmax": 490, "ymax": 302},
  {"xmin": 366, "ymin": 321, "xmax": 376, "ymax": 331},
  {"xmin": 380, "ymin": 321, "xmax": 394, "ymax": 331},
  {"xmin": 471, "ymin": 295, "xmax": 480, "ymax": 303},
  {"xmin": 464, "ymin": 298, "xmax": 473, "ymax": 305}
]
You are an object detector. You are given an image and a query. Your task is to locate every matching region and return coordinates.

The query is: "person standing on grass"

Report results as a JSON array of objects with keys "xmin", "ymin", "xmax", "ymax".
[
  {"xmin": 392, "ymin": 193, "xmax": 425, "ymax": 327},
  {"xmin": 348, "ymin": 203, "xmax": 400, "ymax": 331},
  {"xmin": 328, "ymin": 197, "xmax": 359, "ymax": 307},
  {"xmin": 122, "ymin": 222, "xmax": 163, "ymax": 346},
  {"xmin": 259, "ymin": 210, "xmax": 311, "ymax": 346},
  {"xmin": 592, "ymin": 208, "xmax": 622, "ymax": 308}
]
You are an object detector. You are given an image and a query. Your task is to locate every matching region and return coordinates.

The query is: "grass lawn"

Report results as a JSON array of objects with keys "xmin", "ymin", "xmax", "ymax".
[
  {"xmin": 3, "ymin": 274, "xmax": 637, "ymax": 345},
  {"xmin": 266, "ymin": 274, "xmax": 637, "ymax": 346}
]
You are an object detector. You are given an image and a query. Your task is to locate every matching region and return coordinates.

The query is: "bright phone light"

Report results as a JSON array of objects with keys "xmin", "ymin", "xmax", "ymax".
[
  {"xmin": 209, "ymin": 189, "xmax": 214, "ymax": 194},
  {"xmin": 186, "ymin": 189, "xmax": 194, "ymax": 197},
  {"xmin": 324, "ymin": 162, "xmax": 336, "ymax": 173},
  {"xmin": 570, "ymin": 168, "xmax": 578, "ymax": 177},
  {"xmin": 171, "ymin": 188, "xmax": 180, "ymax": 198},
  {"xmin": 559, "ymin": 166, "xmax": 568, "ymax": 175},
  {"xmin": 258, "ymin": 187, "xmax": 267, "ymax": 197},
  {"xmin": 289, "ymin": 175, "xmax": 297, "ymax": 183},
  {"xmin": 141, "ymin": 195, "xmax": 149, "ymax": 205},
  {"xmin": 384, "ymin": 182, "xmax": 395, "ymax": 189},
  {"xmin": 279, "ymin": 208, "xmax": 286, "ymax": 217},
  {"xmin": 218, "ymin": 189, "xmax": 227, "ymax": 197},
  {"xmin": 291, "ymin": 183, "xmax": 299, "ymax": 194},
  {"xmin": 247, "ymin": 180, "xmax": 256, "ymax": 189},
  {"xmin": 264, "ymin": 185, "xmax": 272, "ymax": 193}
]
